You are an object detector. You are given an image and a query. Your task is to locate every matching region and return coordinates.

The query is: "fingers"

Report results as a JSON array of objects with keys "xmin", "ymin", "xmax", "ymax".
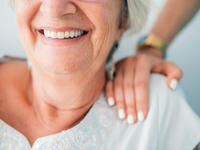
[
  {"xmin": 122, "ymin": 58, "xmax": 137, "ymax": 124},
  {"xmin": 113, "ymin": 67, "xmax": 126, "ymax": 120},
  {"xmin": 152, "ymin": 61, "xmax": 183, "ymax": 90},
  {"xmin": 164, "ymin": 62, "xmax": 183, "ymax": 90},
  {"xmin": 106, "ymin": 58, "xmax": 138, "ymax": 124},
  {"xmin": 105, "ymin": 80, "xmax": 115, "ymax": 106},
  {"xmin": 134, "ymin": 55, "xmax": 151, "ymax": 121},
  {"xmin": 106, "ymin": 55, "xmax": 151, "ymax": 124}
]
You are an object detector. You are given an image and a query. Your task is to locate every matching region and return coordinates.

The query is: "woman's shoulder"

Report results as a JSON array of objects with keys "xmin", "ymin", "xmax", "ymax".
[
  {"xmin": 0, "ymin": 56, "xmax": 27, "ymax": 84},
  {"xmin": 97, "ymin": 74, "xmax": 200, "ymax": 149},
  {"xmin": 0, "ymin": 55, "xmax": 29, "ymax": 107},
  {"xmin": 149, "ymin": 74, "xmax": 200, "ymax": 126},
  {"xmin": 149, "ymin": 73, "xmax": 185, "ymax": 106},
  {"xmin": 149, "ymin": 74, "xmax": 200, "ymax": 149},
  {"xmin": 149, "ymin": 73, "xmax": 172, "ymax": 95},
  {"xmin": 0, "ymin": 55, "xmax": 27, "ymax": 75}
]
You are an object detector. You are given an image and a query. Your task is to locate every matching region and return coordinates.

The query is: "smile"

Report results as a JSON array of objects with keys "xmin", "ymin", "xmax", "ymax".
[
  {"xmin": 39, "ymin": 29, "xmax": 88, "ymax": 40},
  {"xmin": 37, "ymin": 28, "xmax": 90, "ymax": 46}
]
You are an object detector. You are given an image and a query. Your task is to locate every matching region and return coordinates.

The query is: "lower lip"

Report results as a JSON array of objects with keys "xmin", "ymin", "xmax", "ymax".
[{"xmin": 38, "ymin": 31, "xmax": 89, "ymax": 46}]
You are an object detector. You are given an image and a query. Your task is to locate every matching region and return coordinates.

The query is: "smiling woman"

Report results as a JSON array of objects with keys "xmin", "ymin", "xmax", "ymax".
[{"xmin": 0, "ymin": 0, "xmax": 200, "ymax": 150}]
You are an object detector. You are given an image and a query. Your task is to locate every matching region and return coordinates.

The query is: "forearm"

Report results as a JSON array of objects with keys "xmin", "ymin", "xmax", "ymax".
[
  {"xmin": 193, "ymin": 145, "xmax": 199, "ymax": 150},
  {"xmin": 151, "ymin": 0, "xmax": 200, "ymax": 45}
]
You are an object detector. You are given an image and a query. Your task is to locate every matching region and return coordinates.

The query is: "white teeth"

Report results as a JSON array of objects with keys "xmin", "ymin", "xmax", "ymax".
[
  {"xmin": 57, "ymin": 32, "xmax": 65, "ymax": 39},
  {"xmin": 75, "ymin": 30, "xmax": 79, "ymax": 37},
  {"xmin": 51, "ymin": 32, "xmax": 57, "ymax": 39},
  {"xmin": 43, "ymin": 30, "xmax": 85, "ymax": 39},
  {"xmin": 69, "ymin": 31, "xmax": 74, "ymax": 38},
  {"xmin": 44, "ymin": 30, "xmax": 50, "ymax": 38},
  {"xmin": 44, "ymin": 30, "xmax": 48, "ymax": 37},
  {"xmin": 77, "ymin": 30, "xmax": 81, "ymax": 36},
  {"xmin": 65, "ymin": 31, "xmax": 70, "ymax": 38}
]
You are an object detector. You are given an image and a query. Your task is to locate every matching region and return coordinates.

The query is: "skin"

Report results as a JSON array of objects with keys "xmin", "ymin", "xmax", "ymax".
[
  {"xmin": 106, "ymin": 0, "xmax": 200, "ymax": 125},
  {"xmin": 0, "ymin": 0, "xmax": 124, "ymax": 146},
  {"xmin": 151, "ymin": 0, "xmax": 200, "ymax": 45}
]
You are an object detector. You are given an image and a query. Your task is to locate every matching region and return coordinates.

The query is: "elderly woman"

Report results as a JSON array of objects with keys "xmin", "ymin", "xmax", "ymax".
[{"xmin": 0, "ymin": 0, "xmax": 200, "ymax": 149}]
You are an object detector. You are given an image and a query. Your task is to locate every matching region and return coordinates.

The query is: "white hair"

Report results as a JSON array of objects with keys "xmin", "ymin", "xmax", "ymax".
[{"xmin": 125, "ymin": 0, "xmax": 150, "ymax": 34}]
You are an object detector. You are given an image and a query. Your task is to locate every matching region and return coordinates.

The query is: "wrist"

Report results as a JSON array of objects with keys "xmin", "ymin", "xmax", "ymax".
[
  {"xmin": 136, "ymin": 47, "xmax": 164, "ymax": 58},
  {"xmin": 137, "ymin": 34, "xmax": 167, "ymax": 58}
]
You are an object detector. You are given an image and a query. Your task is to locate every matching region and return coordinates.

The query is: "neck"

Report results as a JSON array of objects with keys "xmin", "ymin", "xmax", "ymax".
[{"xmin": 28, "ymin": 65, "xmax": 106, "ymax": 132}]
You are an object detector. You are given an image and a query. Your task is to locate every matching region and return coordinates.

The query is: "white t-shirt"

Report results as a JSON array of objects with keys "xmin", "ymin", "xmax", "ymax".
[{"xmin": 0, "ymin": 74, "xmax": 200, "ymax": 150}]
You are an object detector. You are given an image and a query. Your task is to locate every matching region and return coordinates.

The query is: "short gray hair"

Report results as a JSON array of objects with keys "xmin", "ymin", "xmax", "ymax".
[{"xmin": 122, "ymin": 0, "xmax": 150, "ymax": 34}]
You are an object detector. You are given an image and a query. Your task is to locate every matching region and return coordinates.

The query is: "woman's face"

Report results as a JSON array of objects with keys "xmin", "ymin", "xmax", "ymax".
[{"xmin": 15, "ymin": 0, "xmax": 124, "ymax": 74}]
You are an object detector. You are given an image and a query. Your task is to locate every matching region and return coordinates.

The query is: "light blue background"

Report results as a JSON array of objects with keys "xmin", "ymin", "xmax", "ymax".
[{"xmin": 0, "ymin": 0, "xmax": 200, "ymax": 116}]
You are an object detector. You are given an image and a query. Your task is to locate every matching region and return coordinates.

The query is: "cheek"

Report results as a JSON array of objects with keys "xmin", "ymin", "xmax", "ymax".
[
  {"xmin": 85, "ymin": 3, "xmax": 120, "ymax": 61},
  {"xmin": 15, "ymin": 0, "xmax": 40, "ymax": 55}
]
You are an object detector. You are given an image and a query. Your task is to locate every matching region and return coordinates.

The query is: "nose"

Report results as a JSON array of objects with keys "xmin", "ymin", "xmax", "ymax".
[{"xmin": 40, "ymin": 0, "xmax": 77, "ymax": 18}]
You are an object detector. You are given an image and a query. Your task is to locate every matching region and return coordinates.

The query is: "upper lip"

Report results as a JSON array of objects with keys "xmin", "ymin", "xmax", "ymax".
[{"xmin": 37, "ymin": 26, "xmax": 89, "ymax": 32}]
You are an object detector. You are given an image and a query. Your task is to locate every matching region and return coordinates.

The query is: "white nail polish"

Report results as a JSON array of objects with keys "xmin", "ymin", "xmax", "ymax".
[
  {"xmin": 170, "ymin": 79, "xmax": 178, "ymax": 90},
  {"xmin": 137, "ymin": 111, "xmax": 144, "ymax": 121},
  {"xmin": 107, "ymin": 97, "xmax": 115, "ymax": 106},
  {"xmin": 127, "ymin": 115, "xmax": 134, "ymax": 125},
  {"xmin": 118, "ymin": 109, "xmax": 125, "ymax": 119}
]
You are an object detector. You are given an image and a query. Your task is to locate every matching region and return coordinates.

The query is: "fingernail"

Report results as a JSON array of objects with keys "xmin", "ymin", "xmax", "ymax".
[
  {"xmin": 118, "ymin": 109, "xmax": 125, "ymax": 119},
  {"xmin": 127, "ymin": 115, "xmax": 134, "ymax": 125},
  {"xmin": 170, "ymin": 79, "xmax": 178, "ymax": 90},
  {"xmin": 107, "ymin": 97, "xmax": 115, "ymax": 106},
  {"xmin": 137, "ymin": 111, "xmax": 144, "ymax": 121}
]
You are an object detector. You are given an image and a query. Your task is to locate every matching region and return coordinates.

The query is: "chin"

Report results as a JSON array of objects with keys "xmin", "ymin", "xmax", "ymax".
[{"xmin": 33, "ymin": 49, "xmax": 93, "ymax": 75}]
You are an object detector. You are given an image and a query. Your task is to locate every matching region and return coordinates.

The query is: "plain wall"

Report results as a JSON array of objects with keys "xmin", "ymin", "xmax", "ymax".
[{"xmin": 0, "ymin": 0, "xmax": 200, "ymax": 115}]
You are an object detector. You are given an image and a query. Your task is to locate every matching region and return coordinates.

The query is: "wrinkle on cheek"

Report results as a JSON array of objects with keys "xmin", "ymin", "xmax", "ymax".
[
  {"xmin": 94, "ymin": 21, "xmax": 116, "ymax": 64},
  {"xmin": 16, "ymin": 1, "xmax": 41, "ymax": 54},
  {"xmin": 94, "ymin": 8, "xmax": 119, "ymax": 56}
]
